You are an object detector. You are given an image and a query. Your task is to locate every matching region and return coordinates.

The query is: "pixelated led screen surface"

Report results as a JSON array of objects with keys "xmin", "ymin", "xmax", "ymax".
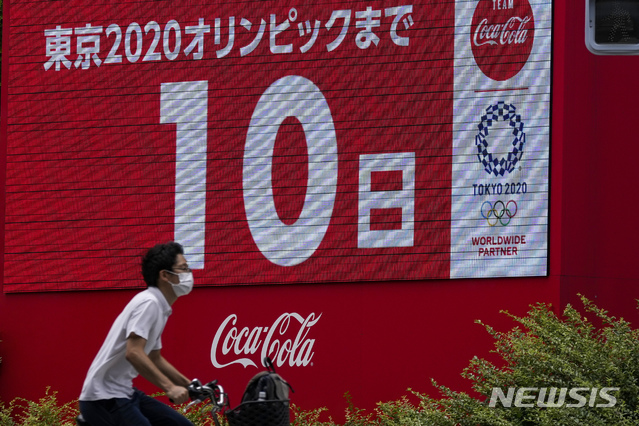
[{"xmin": 3, "ymin": 0, "xmax": 551, "ymax": 292}]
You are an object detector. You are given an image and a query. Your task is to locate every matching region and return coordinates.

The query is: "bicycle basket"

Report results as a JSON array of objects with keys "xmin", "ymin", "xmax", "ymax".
[{"xmin": 225, "ymin": 400, "xmax": 290, "ymax": 426}]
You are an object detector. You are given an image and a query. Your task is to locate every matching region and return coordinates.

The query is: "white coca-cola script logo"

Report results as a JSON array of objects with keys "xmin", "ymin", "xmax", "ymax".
[
  {"xmin": 470, "ymin": 0, "xmax": 535, "ymax": 81},
  {"xmin": 210, "ymin": 313, "xmax": 321, "ymax": 368},
  {"xmin": 473, "ymin": 16, "xmax": 531, "ymax": 47}
]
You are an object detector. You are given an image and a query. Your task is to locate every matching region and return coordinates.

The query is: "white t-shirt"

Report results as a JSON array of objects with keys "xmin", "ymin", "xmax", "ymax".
[{"xmin": 80, "ymin": 286, "xmax": 172, "ymax": 400}]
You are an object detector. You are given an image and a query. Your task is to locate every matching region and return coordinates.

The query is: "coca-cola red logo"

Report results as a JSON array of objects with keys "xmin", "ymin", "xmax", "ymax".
[
  {"xmin": 211, "ymin": 313, "xmax": 321, "ymax": 368},
  {"xmin": 471, "ymin": 0, "xmax": 535, "ymax": 81}
]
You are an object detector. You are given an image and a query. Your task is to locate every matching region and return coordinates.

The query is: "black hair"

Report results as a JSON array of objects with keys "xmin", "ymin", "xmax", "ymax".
[{"xmin": 141, "ymin": 242, "xmax": 184, "ymax": 288}]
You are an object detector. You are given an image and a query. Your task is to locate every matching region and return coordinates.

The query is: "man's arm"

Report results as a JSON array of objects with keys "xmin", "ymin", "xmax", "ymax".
[
  {"xmin": 125, "ymin": 333, "xmax": 189, "ymax": 404},
  {"xmin": 148, "ymin": 349, "xmax": 191, "ymax": 388}
]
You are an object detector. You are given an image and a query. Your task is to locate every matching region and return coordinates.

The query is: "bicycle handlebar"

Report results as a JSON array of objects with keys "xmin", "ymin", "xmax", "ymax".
[{"xmin": 183, "ymin": 379, "xmax": 226, "ymax": 412}]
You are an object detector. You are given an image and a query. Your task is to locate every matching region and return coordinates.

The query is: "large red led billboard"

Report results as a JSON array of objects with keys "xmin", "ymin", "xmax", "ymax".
[{"xmin": 3, "ymin": 0, "xmax": 551, "ymax": 292}]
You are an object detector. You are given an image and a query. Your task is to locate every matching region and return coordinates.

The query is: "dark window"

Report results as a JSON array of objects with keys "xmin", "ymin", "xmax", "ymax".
[{"xmin": 595, "ymin": 0, "xmax": 639, "ymax": 44}]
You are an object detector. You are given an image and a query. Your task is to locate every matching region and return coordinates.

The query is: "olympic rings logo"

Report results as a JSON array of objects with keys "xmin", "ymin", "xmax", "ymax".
[{"xmin": 481, "ymin": 200, "xmax": 518, "ymax": 226}]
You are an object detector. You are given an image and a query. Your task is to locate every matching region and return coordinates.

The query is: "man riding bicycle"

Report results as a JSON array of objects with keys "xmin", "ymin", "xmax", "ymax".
[{"xmin": 79, "ymin": 242, "xmax": 195, "ymax": 426}]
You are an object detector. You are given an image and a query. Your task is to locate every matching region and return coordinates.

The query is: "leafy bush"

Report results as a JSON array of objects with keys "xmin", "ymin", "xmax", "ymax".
[
  {"xmin": 292, "ymin": 295, "xmax": 639, "ymax": 425},
  {"xmin": 0, "ymin": 295, "xmax": 637, "ymax": 425},
  {"xmin": 291, "ymin": 405, "xmax": 334, "ymax": 426},
  {"xmin": 0, "ymin": 388, "xmax": 77, "ymax": 426},
  {"xmin": 178, "ymin": 398, "xmax": 228, "ymax": 426},
  {"xmin": 0, "ymin": 402, "xmax": 15, "ymax": 426},
  {"xmin": 411, "ymin": 295, "xmax": 639, "ymax": 425}
]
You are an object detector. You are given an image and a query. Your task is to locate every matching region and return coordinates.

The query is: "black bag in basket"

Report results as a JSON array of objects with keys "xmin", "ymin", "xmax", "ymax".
[{"xmin": 226, "ymin": 357, "xmax": 294, "ymax": 426}]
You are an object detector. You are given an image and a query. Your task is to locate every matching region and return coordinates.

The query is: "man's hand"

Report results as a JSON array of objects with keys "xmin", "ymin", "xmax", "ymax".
[{"xmin": 166, "ymin": 385, "xmax": 190, "ymax": 405}]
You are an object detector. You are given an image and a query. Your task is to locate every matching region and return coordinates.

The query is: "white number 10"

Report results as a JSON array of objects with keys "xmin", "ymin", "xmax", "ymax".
[{"xmin": 160, "ymin": 76, "xmax": 339, "ymax": 268}]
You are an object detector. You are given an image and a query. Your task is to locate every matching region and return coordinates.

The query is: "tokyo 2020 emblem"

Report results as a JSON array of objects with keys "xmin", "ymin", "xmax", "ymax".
[{"xmin": 475, "ymin": 101, "xmax": 525, "ymax": 176}]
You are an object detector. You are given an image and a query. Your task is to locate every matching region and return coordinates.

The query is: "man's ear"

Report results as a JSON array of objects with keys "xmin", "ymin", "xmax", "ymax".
[{"xmin": 158, "ymin": 269, "xmax": 171, "ymax": 284}]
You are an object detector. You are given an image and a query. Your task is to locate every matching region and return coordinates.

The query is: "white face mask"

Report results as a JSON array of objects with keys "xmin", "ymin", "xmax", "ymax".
[{"xmin": 165, "ymin": 271, "xmax": 194, "ymax": 297}]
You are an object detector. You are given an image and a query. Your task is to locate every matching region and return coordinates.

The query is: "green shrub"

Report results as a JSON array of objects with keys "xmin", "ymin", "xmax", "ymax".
[
  {"xmin": 403, "ymin": 295, "xmax": 639, "ymax": 425},
  {"xmin": 306, "ymin": 295, "xmax": 639, "ymax": 425},
  {"xmin": 0, "ymin": 401, "xmax": 16, "ymax": 426},
  {"xmin": 1, "ymin": 388, "xmax": 77, "ymax": 426},
  {"xmin": 179, "ymin": 399, "xmax": 228, "ymax": 426}
]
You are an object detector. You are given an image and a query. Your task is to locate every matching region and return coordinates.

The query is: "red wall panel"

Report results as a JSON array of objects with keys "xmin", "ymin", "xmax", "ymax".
[
  {"xmin": 0, "ymin": 279, "xmax": 558, "ymax": 419},
  {"xmin": 555, "ymin": 0, "xmax": 639, "ymax": 320}
]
